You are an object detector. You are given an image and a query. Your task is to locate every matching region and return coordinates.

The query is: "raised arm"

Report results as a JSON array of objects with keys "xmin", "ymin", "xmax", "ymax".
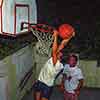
[
  {"xmin": 52, "ymin": 30, "xmax": 58, "ymax": 65},
  {"xmin": 57, "ymin": 32, "xmax": 75, "ymax": 53},
  {"xmin": 52, "ymin": 31, "xmax": 75, "ymax": 65}
]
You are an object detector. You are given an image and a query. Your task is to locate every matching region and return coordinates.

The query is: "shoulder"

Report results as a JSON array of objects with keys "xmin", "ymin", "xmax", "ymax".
[
  {"xmin": 64, "ymin": 64, "xmax": 70, "ymax": 69},
  {"xmin": 77, "ymin": 67, "xmax": 82, "ymax": 72},
  {"xmin": 60, "ymin": 62, "xmax": 64, "ymax": 68},
  {"xmin": 45, "ymin": 57, "xmax": 52, "ymax": 65},
  {"xmin": 63, "ymin": 64, "xmax": 70, "ymax": 71},
  {"xmin": 75, "ymin": 67, "xmax": 84, "ymax": 79},
  {"xmin": 75, "ymin": 67, "xmax": 83, "ymax": 75}
]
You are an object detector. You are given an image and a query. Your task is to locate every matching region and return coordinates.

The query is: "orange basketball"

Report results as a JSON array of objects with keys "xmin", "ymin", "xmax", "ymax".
[{"xmin": 58, "ymin": 24, "xmax": 75, "ymax": 39}]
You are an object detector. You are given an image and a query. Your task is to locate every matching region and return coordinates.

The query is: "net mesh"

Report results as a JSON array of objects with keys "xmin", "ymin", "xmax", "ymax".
[{"xmin": 30, "ymin": 25, "xmax": 54, "ymax": 56}]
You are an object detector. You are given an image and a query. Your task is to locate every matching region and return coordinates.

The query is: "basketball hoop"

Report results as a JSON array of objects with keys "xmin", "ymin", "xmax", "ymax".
[{"xmin": 29, "ymin": 24, "xmax": 54, "ymax": 56}]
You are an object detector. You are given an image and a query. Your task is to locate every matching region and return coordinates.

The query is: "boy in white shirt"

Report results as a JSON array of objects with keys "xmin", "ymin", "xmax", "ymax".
[
  {"xmin": 62, "ymin": 54, "xmax": 84, "ymax": 100},
  {"xmin": 34, "ymin": 29, "xmax": 75, "ymax": 100}
]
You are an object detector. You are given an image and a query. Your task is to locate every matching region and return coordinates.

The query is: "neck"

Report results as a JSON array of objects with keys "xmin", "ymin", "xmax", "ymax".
[{"xmin": 70, "ymin": 65, "xmax": 76, "ymax": 68}]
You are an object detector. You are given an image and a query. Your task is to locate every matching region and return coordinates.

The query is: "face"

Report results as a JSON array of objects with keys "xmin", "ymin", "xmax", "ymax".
[{"xmin": 68, "ymin": 56, "xmax": 77, "ymax": 67}]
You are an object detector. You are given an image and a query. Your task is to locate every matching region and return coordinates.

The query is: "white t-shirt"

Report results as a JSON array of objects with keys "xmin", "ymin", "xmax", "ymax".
[
  {"xmin": 38, "ymin": 57, "xmax": 63, "ymax": 86},
  {"xmin": 63, "ymin": 64, "xmax": 84, "ymax": 94}
]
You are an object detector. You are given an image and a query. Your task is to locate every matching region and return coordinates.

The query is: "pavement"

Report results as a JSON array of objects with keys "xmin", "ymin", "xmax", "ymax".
[{"xmin": 22, "ymin": 87, "xmax": 100, "ymax": 100}]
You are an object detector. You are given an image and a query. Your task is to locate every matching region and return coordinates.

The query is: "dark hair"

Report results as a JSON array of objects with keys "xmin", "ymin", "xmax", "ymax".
[{"xmin": 68, "ymin": 54, "xmax": 78, "ymax": 62}]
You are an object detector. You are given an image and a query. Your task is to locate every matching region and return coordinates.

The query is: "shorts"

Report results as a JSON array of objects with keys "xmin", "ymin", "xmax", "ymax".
[{"xmin": 33, "ymin": 80, "xmax": 53, "ymax": 99}]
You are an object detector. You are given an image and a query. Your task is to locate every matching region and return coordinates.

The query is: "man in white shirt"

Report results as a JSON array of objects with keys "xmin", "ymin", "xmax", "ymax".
[
  {"xmin": 33, "ymin": 28, "xmax": 75, "ymax": 100},
  {"xmin": 62, "ymin": 54, "xmax": 84, "ymax": 100}
]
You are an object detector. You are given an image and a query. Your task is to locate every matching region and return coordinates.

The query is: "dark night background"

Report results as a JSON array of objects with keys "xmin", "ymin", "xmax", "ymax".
[{"xmin": 36, "ymin": 0, "xmax": 100, "ymax": 60}]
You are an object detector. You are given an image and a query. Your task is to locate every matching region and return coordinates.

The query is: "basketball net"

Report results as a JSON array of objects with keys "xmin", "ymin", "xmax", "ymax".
[{"xmin": 30, "ymin": 24, "xmax": 54, "ymax": 56}]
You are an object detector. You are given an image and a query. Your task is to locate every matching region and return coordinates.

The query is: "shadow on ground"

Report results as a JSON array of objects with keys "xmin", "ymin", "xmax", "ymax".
[{"xmin": 22, "ymin": 87, "xmax": 100, "ymax": 100}]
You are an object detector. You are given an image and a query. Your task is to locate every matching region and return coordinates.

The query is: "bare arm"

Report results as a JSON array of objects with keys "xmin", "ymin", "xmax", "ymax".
[
  {"xmin": 57, "ymin": 32, "xmax": 75, "ymax": 53},
  {"xmin": 52, "ymin": 31, "xmax": 75, "ymax": 65},
  {"xmin": 57, "ymin": 38, "xmax": 71, "ymax": 53},
  {"xmin": 74, "ymin": 79, "xmax": 84, "ymax": 96},
  {"xmin": 52, "ymin": 30, "xmax": 58, "ymax": 65},
  {"xmin": 58, "ymin": 74, "xmax": 66, "ymax": 92}
]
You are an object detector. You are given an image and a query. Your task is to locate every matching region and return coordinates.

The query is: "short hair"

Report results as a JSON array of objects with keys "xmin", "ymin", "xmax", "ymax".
[{"xmin": 68, "ymin": 54, "xmax": 78, "ymax": 62}]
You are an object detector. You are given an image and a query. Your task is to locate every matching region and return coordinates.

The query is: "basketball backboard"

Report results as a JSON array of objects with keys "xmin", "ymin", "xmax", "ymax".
[{"xmin": 0, "ymin": 0, "xmax": 37, "ymax": 35}]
